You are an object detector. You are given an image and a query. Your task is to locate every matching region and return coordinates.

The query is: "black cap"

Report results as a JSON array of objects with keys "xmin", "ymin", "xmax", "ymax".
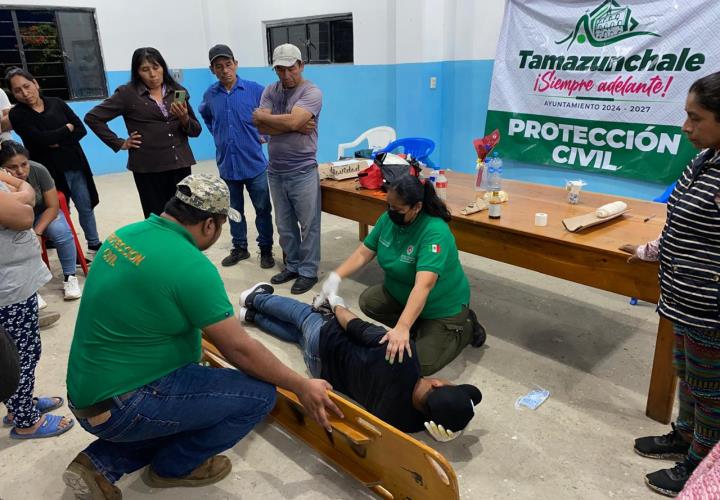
[
  {"xmin": 209, "ymin": 44, "xmax": 234, "ymax": 64},
  {"xmin": 426, "ymin": 384, "xmax": 482, "ymax": 432}
]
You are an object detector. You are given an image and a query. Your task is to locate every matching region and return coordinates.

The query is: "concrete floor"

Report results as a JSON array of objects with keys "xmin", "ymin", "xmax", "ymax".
[{"xmin": 0, "ymin": 160, "xmax": 672, "ymax": 500}]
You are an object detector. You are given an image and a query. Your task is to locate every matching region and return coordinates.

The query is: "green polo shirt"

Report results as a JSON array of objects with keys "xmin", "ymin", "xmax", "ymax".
[
  {"xmin": 67, "ymin": 214, "xmax": 234, "ymax": 408},
  {"xmin": 364, "ymin": 211, "xmax": 470, "ymax": 319}
]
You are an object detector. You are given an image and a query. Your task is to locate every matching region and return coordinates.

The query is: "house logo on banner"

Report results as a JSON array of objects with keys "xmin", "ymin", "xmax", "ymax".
[
  {"xmin": 485, "ymin": 0, "xmax": 719, "ymax": 184},
  {"xmin": 556, "ymin": 1, "xmax": 659, "ymax": 49}
]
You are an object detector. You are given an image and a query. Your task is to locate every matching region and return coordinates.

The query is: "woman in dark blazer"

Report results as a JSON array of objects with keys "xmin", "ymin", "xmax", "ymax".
[
  {"xmin": 7, "ymin": 67, "xmax": 102, "ymax": 255},
  {"xmin": 85, "ymin": 47, "xmax": 202, "ymax": 218}
]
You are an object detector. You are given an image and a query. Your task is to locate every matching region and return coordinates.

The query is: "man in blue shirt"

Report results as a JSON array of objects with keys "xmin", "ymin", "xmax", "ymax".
[{"xmin": 199, "ymin": 44, "xmax": 274, "ymax": 269}]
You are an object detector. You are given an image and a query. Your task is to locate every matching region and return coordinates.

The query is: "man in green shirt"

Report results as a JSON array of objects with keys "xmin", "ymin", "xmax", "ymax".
[{"xmin": 64, "ymin": 174, "xmax": 341, "ymax": 500}]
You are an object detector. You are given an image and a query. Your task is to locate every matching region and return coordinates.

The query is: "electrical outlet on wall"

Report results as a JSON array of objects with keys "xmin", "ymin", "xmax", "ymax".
[
  {"xmin": 430, "ymin": 76, "xmax": 437, "ymax": 89},
  {"xmin": 170, "ymin": 69, "xmax": 183, "ymax": 83}
]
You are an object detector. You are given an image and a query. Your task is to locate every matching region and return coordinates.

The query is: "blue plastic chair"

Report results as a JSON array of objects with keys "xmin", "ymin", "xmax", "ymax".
[
  {"xmin": 629, "ymin": 181, "xmax": 676, "ymax": 306},
  {"xmin": 377, "ymin": 137, "xmax": 436, "ymax": 165},
  {"xmin": 653, "ymin": 181, "xmax": 677, "ymax": 203}
]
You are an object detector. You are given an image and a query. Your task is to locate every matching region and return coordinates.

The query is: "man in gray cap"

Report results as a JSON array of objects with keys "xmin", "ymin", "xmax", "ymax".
[
  {"xmin": 252, "ymin": 43, "xmax": 323, "ymax": 295},
  {"xmin": 200, "ymin": 44, "xmax": 275, "ymax": 270},
  {"xmin": 63, "ymin": 174, "xmax": 341, "ymax": 499}
]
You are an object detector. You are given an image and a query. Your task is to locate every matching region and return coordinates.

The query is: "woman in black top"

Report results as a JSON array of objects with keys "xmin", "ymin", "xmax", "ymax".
[
  {"xmin": 6, "ymin": 67, "xmax": 101, "ymax": 254},
  {"xmin": 85, "ymin": 47, "xmax": 202, "ymax": 218}
]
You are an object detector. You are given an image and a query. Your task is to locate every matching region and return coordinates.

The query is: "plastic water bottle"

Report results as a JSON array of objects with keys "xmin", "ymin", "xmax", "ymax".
[
  {"xmin": 428, "ymin": 168, "xmax": 438, "ymax": 187},
  {"xmin": 488, "ymin": 152, "xmax": 503, "ymax": 191},
  {"xmin": 435, "ymin": 170, "xmax": 448, "ymax": 201},
  {"xmin": 487, "ymin": 165, "xmax": 502, "ymax": 192}
]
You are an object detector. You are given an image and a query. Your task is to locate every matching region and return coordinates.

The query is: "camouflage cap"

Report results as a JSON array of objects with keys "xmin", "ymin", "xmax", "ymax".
[{"xmin": 175, "ymin": 174, "xmax": 240, "ymax": 222}]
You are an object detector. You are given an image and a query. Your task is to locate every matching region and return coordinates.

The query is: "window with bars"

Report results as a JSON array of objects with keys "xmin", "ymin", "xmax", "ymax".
[
  {"xmin": 0, "ymin": 7, "xmax": 107, "ymax": 101},
  {"xmin": 266, "ymin": 15, "xmax": 353, "ymax": 65}
]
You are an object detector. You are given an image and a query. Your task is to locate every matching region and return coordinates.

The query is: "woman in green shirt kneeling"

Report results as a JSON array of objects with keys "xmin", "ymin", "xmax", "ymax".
[{"xmin": 318, "ymin": 175, "xmax": 485, "ymax": 375}]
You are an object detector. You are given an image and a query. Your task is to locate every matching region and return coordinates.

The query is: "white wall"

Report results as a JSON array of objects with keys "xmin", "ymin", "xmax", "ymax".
[
  {"xmin": 205, "ymin": 0, "xmax": 395, "ymax": 66},
  {"xmin": 8, "ymin": 0, "xmax": 506, "ymax": 70},
  {"xmin": 8, "ymin": 0, "xmax": 208, "ymax": 70}
]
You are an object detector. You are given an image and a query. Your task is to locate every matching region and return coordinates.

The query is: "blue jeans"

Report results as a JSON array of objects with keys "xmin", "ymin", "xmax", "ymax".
[
  {"xmin": 267, "ymin": 167, "xmax": 321, "ymax": 278},
  {"xmin": 224, "ymin": 171, "xmax": 273, "ymax": 250},
  {"xmin": 251, "ymin": 294, "xmax": 324, "ymax": 377},
  {"xmin": 71, "ymin": 363, "xmax": 275, "ymax": 483},
  {"xmin": 37, "ymin": 212, "xmax": 76, "ymax": 276},
  {"xmin": 64, "ymin": 170, "xmax": 100, "ymax": 247}
]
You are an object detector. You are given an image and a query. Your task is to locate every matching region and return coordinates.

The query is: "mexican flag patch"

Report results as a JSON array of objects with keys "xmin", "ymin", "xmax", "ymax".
[{"xmin": 431, "ymin": 244, "xmax": 441, "ymax": 253}]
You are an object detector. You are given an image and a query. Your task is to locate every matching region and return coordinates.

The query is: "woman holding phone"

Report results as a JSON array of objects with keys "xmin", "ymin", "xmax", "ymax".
[{"xmin": 85, "ymin": 47, "xmax": 202, "ymax": 218}]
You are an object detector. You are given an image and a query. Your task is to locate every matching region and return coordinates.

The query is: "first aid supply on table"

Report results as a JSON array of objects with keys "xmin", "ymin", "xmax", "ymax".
[
  {"xmin": 488, "ymin": 191, "xmax": 502, "ymax": 219},
  {"xmin": 596, "ymin": 201, "xmax": 627, "ymax": 218},
  {"xmin": 565, "ymin": 180, "xmax": 586, "ymax": 204},
  {"xmin": 428, "ymin": 168, "xmax": 438, "ymax": 187},
  {"xmin": 435, "ymin": 170, "xmax": 448, "ymax": 201},
  {"xmin": 535, "ymin": 212, "xmax": 548, "ymax": 226}
]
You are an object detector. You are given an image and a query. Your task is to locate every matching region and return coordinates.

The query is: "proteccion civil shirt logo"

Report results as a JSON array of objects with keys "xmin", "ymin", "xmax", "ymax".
[{"xmin": 406, "ymin": 245, "xmax": 414, "ymax": 254}]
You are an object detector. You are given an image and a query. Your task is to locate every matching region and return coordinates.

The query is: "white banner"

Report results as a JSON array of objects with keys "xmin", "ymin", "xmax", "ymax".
[{"xmin": 486, "ymin": 0, "xmax": 720, "ymax": 182}]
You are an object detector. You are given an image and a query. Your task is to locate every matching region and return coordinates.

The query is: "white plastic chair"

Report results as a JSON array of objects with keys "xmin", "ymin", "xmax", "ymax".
[{"xmin": 337, "ymin": 126, "xmax": 397, "ymax": 159}]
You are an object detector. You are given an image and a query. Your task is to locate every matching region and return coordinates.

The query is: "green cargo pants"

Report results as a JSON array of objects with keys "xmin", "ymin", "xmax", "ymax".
[{"xmin": 358, "ymin": 284, "xmax": 474, "ymax": 376}]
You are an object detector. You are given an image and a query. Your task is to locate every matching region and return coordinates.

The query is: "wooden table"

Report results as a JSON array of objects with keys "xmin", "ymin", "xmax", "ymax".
[{"xmin": 321, "ymin": 172, "xmax": 675, "ymax": 423}]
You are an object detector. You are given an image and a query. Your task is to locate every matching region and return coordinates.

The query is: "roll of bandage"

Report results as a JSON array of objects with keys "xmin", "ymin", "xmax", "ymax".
[
  {"xmin": 535, "ymin": 212, "xmax": 548, "ymax": 226},
  {"xmin": 596, "ymin": 201, "xmax": 627, "ymax": 218}
]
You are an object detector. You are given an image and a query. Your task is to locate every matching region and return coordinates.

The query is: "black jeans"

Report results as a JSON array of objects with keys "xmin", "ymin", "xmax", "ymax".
[{"xmin": 132, "ymin": 167, "xmax": 192, "ymax": 219}]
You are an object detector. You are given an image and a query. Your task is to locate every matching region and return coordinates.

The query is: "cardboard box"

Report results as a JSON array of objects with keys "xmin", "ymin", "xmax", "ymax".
[{"xmin": 318, "ymin": 159, "xmax": 372, "ymax": 180}]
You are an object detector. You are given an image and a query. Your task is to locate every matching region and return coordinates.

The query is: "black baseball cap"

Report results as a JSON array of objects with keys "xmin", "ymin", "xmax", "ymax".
[
  {"xmin": 426, "ymin": 384, "xmax": 482, "ymax": 432},
  {"xmin": 209, "ymin": 44, "xmax": 234, "ymax": 64}
]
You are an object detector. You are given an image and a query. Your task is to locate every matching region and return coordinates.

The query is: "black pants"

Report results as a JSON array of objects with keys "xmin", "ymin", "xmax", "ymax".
[{"xmin": 132, "ymin": 168, "xmax": 192, "ymax": 219}]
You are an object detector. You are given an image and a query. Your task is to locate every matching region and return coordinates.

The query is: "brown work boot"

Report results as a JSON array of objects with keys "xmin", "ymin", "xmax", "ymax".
[
  {"xmin": 63, "ymin": 452, "xmax": 122, "ymax": 499},
  {"xmin": 145, "ymin": 455, "xmax": 232, "ymax": 488}
]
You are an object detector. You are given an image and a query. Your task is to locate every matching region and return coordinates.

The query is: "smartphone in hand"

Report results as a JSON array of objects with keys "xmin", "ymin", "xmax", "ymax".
[{"xmin": 173, "ymin": 90, "xmax": 187, "ymax": 105}]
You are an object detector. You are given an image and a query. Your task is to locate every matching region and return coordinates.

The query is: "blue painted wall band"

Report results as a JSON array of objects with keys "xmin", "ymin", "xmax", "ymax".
[{"xmin": 62, "ymin": 61, "xmax": 665, "ymax": 200}]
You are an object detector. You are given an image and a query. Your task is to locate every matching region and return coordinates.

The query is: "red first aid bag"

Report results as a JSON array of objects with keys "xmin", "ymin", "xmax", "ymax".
[{"xmin": 357, "ymin": 163, "xmax": 384, "ymax": 190}]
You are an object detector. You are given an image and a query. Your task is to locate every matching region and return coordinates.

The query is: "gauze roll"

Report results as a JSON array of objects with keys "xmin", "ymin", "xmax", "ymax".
[{"xmin": 596, "ymin": 201, "xmax": 627, "ymax": 218}]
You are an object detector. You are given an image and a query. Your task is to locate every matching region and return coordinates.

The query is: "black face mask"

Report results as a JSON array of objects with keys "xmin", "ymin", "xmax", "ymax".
[{"xmin": 388, "ymin": 207, "xmax": 410, "ymax": 226}]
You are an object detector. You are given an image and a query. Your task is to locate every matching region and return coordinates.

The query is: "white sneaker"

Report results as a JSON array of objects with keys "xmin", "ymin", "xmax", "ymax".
[
  {"xmin": 63, "ymin": 276, "xmax": 82, "ymax": 301},
  {"xmin": 239, "ymin": 282, "xmax": 274, "ymax": 308},
  {"xmin": 238, "ymin": 307, "xmax": 255, "ymax": 323},
  {"xmin": 37, "ymin": 294, "xmax": 48, "ymax": 310}
]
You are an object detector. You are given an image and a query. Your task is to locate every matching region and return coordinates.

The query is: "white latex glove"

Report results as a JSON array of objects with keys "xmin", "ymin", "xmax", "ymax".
[
  {"xmin": 313, "ymin": 271, "xmax": 342, "ymax": 308},
  {"xmin": 328, "ymin": 294, "xmax": 346, "ymax": 312},
  {"xmin": 424, "ymin": 421, "xmax": 462, "ymax": 442}
]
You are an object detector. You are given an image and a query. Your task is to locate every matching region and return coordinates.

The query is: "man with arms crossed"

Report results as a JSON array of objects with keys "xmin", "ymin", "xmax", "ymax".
[{"xmin": 252, "ymin": 43, "xmax": 322, "ymax": 295}]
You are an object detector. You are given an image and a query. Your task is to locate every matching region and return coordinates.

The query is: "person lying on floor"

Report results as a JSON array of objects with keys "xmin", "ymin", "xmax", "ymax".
[{"xmin": 239, "ymin": 283, "xmax": 482, "ymax": 440}]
